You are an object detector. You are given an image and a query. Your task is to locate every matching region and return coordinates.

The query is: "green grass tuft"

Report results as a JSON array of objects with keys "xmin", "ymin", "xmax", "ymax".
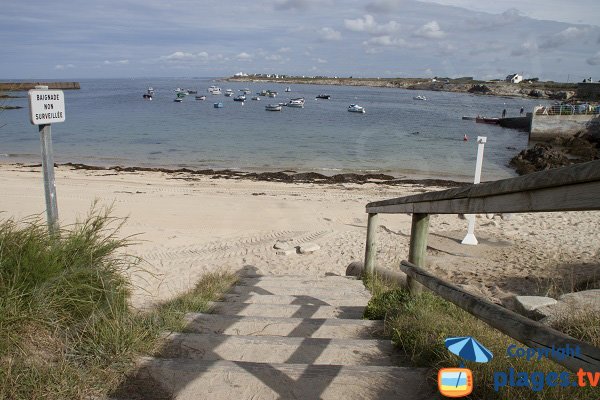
[{"xmin": 0, "ymin": 208, "xmax": 237, "ymax": 399}]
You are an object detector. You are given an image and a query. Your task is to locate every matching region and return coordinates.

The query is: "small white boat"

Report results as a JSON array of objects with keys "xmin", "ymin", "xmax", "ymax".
[
  {"xmin": 251, "ymin": 96, "xmax": 260, "ymax": 101},
  {"xmin": 241, "ymin": 88, "xmax": 251, "ymax": 94},
  {"xmin": 316, "ymin": 94, "xmax": 331, "ymax": 99},
  {"xmin": 266, "ymin": 90, "xmax": 277, "ymax": 98},
  {"xmin": 214, "ymin": 102, "xmax": 223, "ymax": 108},
  {"xmin": 195, "ymin": 95, "xmax": 207, "ymax": 100},
  {"xmin": 413, "ymin": 95, "xmax": 427, "ymax": 101},
  {"xmin": 348, "ymin": 104, "xmax": 365, "ymax": 113},
  {"xmin": 186, "ymin": 89, "xmax": 197, "ymax": 94},
  {"xmin": 285, "ymin": 87, "xmax": 291, "ymax": 92},
  {"xmin": 208, "ymin": 86, "xmax": 222, "ymax": 95},
  {"xmin": 265, "ymin": 104, "xmax": 282, "ymax": 111},
  {"xmin": 287, "ymin": 97, "xmax": 305, "ymax": 108},
  {"xmin": 233, "ymin": 95, "xmax": 246, "ymax": 102},
  {"xmin": 174, "ymin": 98, "xmax": 183, "ymax": 102},
  {"xmin": 224, "ymin": 89, "xmax": 234, "ymax": 97},
  {"xmin": 143, "ymin": 87, "xmax": 153, "ymax": 100}
]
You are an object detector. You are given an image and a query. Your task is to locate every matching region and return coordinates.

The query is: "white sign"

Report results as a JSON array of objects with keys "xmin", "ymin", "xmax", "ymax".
[{"xmin": 28, "ymin": 89, "xmax": 66, "ymax": 125}]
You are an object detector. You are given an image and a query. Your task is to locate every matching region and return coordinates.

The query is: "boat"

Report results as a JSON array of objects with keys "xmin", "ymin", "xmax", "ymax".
[
  {"xmin": 287, "ymin": 97, "xmax": 305, "ymax": 108},
  {"xmin": 348, "ymin": 104, "xmax": 366, "ymax": 113},
  {"xmin": 208, "ymin": 85, "xmax": 222, "ymax": 95},
  {"xmin": 174, "ymin": 92, "xmax": 186, "ymax": 102},
  {"xmin": 258, "ymin": 90, "xmax": 268, "ymax": 96},
  {"xmin": 285, "ymin": 87, "xmax": 291, "ymax": 92},
  {"xmin": 266, "ymin": 90, "xmax": 277, "ymax": 98},
  {"xmin": 413, "ymin": 95, "xmax": 427, "ymax": 101},
  {"xmin": 195, "ymin": 95, "xmax": 207, "ymax": 100},
  {"xmin": 143, "ymin": 87, "xmax": 154, "ymax": 99},
  {"xmin": 462, "ymin": 116, "xmax": 477, "ymax": 121},
  {"xmin": 174, "ymin": 97, "xmax": 183, "ymax": 102},
  {"xmin": 265, "ymin": 104, "xmax": 282, "ymax": 111},
  {"xmin": 233, "ymin": 95, "xmax": 246, "ymax": 102},
  {"xmin": 186, "ymin": 89, "xmax": 197, "ymax": 94},
  {"xmin": 316, "ymin": 94, "xmax": 331, "ymax": 99},
  {"xmin": 251, "ymin": 96, "xmax": 260, "ymax": 101},
  {"xmin": 241, "ymin": 88, "xmax": 251, "ymax": 94},
  {"xmin": 175, "ymin": 88, "xmax": 188, "ymax": 96},
  {"xmin": 214, "ymin": 102, "xmax": 223, "ymax": 108},
  {"xmin": 224, "ymin": 89, "xmax": 234, "ymax": 97},
  {"xmin": 475, "ymin": 116, "xmax": 500, "ymax": 125}
]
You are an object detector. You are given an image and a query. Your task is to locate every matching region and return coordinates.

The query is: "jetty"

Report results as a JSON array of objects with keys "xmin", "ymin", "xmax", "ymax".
[{"xmin": 0, "ymin": 82, "xmax": 80, "ymax": 91}]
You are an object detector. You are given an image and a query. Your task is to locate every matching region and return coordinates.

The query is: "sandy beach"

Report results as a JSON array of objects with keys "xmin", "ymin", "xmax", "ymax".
[{"xmin": 1, "ymin": 163, "xmax": 598, "ymax": 309}]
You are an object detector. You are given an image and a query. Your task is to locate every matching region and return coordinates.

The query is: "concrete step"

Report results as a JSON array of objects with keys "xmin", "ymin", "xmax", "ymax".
[
  {"xmin": 112, "ymin": 358, "xmax": 438, "ymax": 400},
  {"xmin": 220, "ymin": 293, "xmax": 370, "ymax": 307},
  {"xmin": 229, "ymin": 284, "xmax": 372, "ymax": 298},
  {"xmin": 208, "ymin": 301, "xmax": 365, "ymax": 319},
  {"xmin": 182, "ymin": 313, "xmax": 385, "ymax": 339},
  {"xmin": 159, "ymin": 332, "xmax": 404, "ymax": 366}
]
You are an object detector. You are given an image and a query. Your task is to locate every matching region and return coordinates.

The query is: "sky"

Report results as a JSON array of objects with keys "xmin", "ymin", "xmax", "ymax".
[{"xmin": 1, "ymin": 0, "xmax": 599, "ymax": 81}]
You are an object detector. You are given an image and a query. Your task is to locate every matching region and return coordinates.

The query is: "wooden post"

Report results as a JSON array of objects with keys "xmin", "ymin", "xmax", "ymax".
[
  {"xmin": 407, "ymin": 213, "xmax": 429, "ymax": 295},
  {"xmin": 364, "ymin": 213, "xmax": 379, "ymax": 275}
]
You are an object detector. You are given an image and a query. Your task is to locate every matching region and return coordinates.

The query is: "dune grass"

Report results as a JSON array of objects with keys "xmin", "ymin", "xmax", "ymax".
[
  {"xmin": 363, "ymin": 273, "xmax": 599, "ymax": 400},
  {"xmin": 0, "ymin": 208, "xmax": 237, "ymax": 399}
]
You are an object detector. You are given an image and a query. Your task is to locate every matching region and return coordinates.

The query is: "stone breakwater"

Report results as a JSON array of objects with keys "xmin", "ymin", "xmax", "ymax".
[
  {"xmin": 0, "ymin": 82, "xmax": 80, "ymax": 91},
  {"xmin": 227, "ymin": 77, "xmax": 581, "ymax": 100}
]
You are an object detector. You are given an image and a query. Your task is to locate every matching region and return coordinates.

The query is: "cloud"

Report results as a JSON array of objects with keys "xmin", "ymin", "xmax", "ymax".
[
  {"xmin": 316, "ymin": 58, "xmax": 327, "ymax": 63},
  {"xmin": 587, "ymin": 51, "xmax": 600, "ymax": 65},
  {"xmin": 235, "ymin": 52, "xmax": 252, "ymax": 61},
  {"xmin": 414, "ymin": 21, "xmax": 445, "ymax": 39},
  {"xmin": 511, "ymin": 40, "xmax": 538, "ymax": 56},
  {"xmin": 363, "ymin": 35, "xmax": 408, "ymax": 47},
  {"xmin": 365, "ymin": 0, "xmax": 403, "ymax": 14},
  {"xmin": 274, "ymin": 0, "xmax": 321, "ymax": 11},
  {"xmin": 318, "ymin": 27, "xmax": 342, "ymax": 41},
  {"xmin": 54, "ymin": 64, "xmax": 75, "ymax": 70},
  {"xmin": 278, "ymin": 47, "xmax": 292, "ymax": 53},
  {"xmin": 539, "ymin": 27, "xmax": 588, "ymax": 49},
  {"xmin": 344, "ymin": 14, "xmax": 400, "ymax": 35},
  {"xmin": 103, "ymin": 59, "xmax": 129, "ymax": 65}
]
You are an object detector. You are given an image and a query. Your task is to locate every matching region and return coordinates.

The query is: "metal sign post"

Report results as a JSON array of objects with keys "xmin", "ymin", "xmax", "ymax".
[
  {"xmin": 28, "ymin": 86, "xmax": 65, "ymax": 234},
  {"xmin": 461, "ymin": 136, "xmax": 486, "ymax": 245}
]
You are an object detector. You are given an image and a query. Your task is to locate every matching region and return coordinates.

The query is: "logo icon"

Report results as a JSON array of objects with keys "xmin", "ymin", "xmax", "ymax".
[
  {"xmin": 438, "ymin": 336, "xmax": 493, "ymax": 397},
  {"xmin": 438, "ymin": 368, "xmax": 473, "ymax": 398}
]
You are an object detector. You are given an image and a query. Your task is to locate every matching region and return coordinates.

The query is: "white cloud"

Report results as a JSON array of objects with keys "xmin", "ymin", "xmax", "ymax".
[
  {"xmin": 414, "ymin": 21, "xmax": 445, "ymax": 39},
  {"xmin": 365, "ymin": 0, "xmax": 404, "ymax": 14},
  {"xmin": 235, "ymin": 52, "xmax": 252, "ymax": 61},
  {"xmin": 103, "ymin": 59, "xmax": 129, "ymax": 65},
  {"xmin": 160, "ymin": 51, "xmax": 196, "ymax": 61},
  {"xmin": 344, "ymin": 15, "xmax": 400, "ymax": 35},
  {"xmin": 540, "ymin": 27, "xmax": 588, "ymax": 49},
  {"xmin": 318, "ymin": 27, "xmax": 342, "ymax": 41},
  {"xmin": 274, "ymin": 0, "xmax": 322, "ymax": 11},
  {"xmin": 54, "ymin": 64, "xmax": 75, "ymax": 70},
  {"xmin": 511, "ymin": 40, "xmax": 539, "ymax": 56},
  {"xmin": 316, "ymin": 58, "xmax": 327, "ymax": 63},
  {"xmin": 278, "ymin": 47, "xmax": 292, "ymax": 53},
  {"xmin": 363, "ymin": 35, "xmax": 408, "ymax": 47}
]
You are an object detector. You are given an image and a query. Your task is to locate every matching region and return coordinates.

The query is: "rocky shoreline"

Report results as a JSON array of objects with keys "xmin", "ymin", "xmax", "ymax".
[{"xmin": 227, "ymin": 76, "xmax": 582, "ymax": 101}]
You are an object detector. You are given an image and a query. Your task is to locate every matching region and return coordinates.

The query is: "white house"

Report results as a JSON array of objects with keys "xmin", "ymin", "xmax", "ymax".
[{"xmin": 506, "ymin": 73, "xmax": 523, "ymax": 84}]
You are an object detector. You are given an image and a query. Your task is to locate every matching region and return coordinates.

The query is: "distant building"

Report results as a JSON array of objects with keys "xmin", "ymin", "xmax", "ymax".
[
  {"xmin": 233, "ymin": 72, "xmax": 248, "ymax": 77},
  {"xmin": 506, "ymin": 73, "xmax": 523, "ymax": 84}
]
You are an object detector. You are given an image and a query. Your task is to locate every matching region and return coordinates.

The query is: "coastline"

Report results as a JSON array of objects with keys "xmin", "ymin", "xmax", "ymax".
[
  {"xmin": 226, "ymin": 76, "xmax": 580, "ymax": 101},
  {"xmin": 1, "ymin": 161, "xmax": 469, "ymax": 188}
]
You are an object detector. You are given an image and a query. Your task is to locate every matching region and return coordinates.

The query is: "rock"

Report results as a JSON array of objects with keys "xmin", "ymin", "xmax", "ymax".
[
  {"xmin": 538, "ymin": 290, "xmax": 600, "ymax": 325},
  {"xmin": 513, "ymin": 296, "xmax": 558, "ymax": 320},
  {"xmin": 276, "ymin": 248, "xmax": 297, "ymax": 256},
  {"xmin": 299, "ymin": 243, "xmax": 320, "ymax": 254},
  {"xmin": 273, "ymin": 241, "xmax": 293, "ymax": 251},
  {"xmin": 548, "ymin": 91, "xmax": 575, "ymax": 101},
  {"xmin": 500, "ymin": 213, "xmax": 513, "ymax": 221},
  {"xmin": 468, "ymin": 84, "xmax": 491, "ymax": 94},
  {"xmin": 528, "ymin": 89, "xmax": 544, "ymax": 98}
]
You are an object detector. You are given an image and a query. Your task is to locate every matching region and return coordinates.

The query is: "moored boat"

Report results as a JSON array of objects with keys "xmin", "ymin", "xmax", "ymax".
[
  {"xmin": 287, "ymin": 97, "xmax": 305, "ymax": 108},
  {"xmin": 475, "ymin": 116, "xmax": 500, "ymax": 124},
  {"xmin": 195, "ymin": 95, "xmax": 207, "ymax": 100},
  {"xmin": 285, "ymin": 87, "xmax": 291, "ymax": 92},
  {"xmin": 265, "ymin": 104, "xmax": 282, "ymax": 111},
  {"xmin": 208, "ymin": 86, "xmax": 222, "ymax": 95},
  {"xmin": 233, "ymin": 95, "xmax": 246, "ymax": 102},
  {"xmin": 251, "ymin": 96, "xmax": 260, "ymax": 101},
  {"xmin": 348, "ymin": 104, "xmax": 366, "ymax": 113},
  {"xmin": 241, "ymin": 88, "xmax": 251, "ymax": 94},
  {"xmin": 316, "ymin": 94, "xmax": 331, "ymax": 99},
  {"xmin": 413, "ymin": 95, "xmax": 427, "ymax": 101},
  {"xmin": 214, "ymin": 102, "xmax": 224, "ymax": 108},
  {"xmin": 224, "ymin": 89, "xmax": 234, "ymax": 97}
]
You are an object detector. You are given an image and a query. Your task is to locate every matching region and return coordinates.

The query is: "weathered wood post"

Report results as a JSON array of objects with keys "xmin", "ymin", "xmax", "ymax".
[
  {"xmin": 407, "ymin": 213, "xmax": 429, "ymax": 295},
  {"xmin": 364, "ymin": 213, "xmax": 379, "ymax": 275}
]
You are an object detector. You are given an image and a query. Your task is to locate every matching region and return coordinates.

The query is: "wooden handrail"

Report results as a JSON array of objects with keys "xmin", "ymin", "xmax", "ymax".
[
  {"xmin": 366, "ymin": 160, "xmax": 600, "ymax": 214},
  {"xmin": 400, "ymin": 260, "xmax": 600, "ymax": 373}
]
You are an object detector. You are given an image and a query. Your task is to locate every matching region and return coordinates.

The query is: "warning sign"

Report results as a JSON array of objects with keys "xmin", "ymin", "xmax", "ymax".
[{"xmin": 28, "ymin": 89, "xmax": 66, "ymax": 125}]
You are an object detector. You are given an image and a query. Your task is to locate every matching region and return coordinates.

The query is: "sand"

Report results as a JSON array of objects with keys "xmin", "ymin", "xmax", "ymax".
[{"xmin": 1, "ymin": 163, "xmax": 599, "ymax": 309}]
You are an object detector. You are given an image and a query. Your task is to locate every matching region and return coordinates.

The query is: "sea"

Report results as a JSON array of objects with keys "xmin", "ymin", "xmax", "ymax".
[{"xmin": 0, "ymin": 77, "xmax": 544, "ymax": 182}]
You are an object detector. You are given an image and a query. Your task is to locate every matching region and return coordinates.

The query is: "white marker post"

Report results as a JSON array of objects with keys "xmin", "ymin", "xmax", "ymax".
[
  {"xmin": 461, "ymin": 136, "xmax": 486, "ymax": 245},
  {"xmin": 28, "ymin": 86, "xmax": 66, "ymax": 235}
]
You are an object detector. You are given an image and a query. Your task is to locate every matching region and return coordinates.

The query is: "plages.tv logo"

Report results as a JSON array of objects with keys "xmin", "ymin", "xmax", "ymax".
[{"xmin": 438, "ymin": 336, "xmax": 493, "ymax": 398}]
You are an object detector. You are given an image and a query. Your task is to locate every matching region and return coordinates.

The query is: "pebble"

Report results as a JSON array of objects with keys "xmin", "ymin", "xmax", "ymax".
[{"xmin": 299, "ymin": 243, "xmax": 320, "ymax": 254}]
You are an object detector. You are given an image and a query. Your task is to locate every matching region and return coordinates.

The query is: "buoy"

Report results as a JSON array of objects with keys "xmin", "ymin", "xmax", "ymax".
[{"xmin": 463, "ymin": 134, "xmax": 468, "ymax": 141}]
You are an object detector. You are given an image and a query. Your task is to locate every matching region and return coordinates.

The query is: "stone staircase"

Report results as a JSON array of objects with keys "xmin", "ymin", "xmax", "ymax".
[{"xmin": 112, "ymin": 275, "xmax": 437, "ymax": 399}]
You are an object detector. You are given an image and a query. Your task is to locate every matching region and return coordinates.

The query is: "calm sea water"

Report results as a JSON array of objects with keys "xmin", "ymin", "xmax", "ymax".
[{"xmin": 0, "ymin": 77, "xmax": 543, "ymax": 181}]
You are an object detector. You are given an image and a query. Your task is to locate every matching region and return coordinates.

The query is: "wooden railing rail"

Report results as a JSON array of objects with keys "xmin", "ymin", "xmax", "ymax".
[{"xmin": 362, "ymin": 160, "xmax": 600, "ymax": 371}]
